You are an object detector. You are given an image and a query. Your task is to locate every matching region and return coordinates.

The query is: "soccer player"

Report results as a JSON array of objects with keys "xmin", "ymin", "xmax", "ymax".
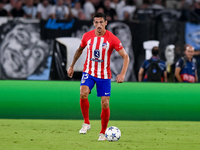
[{"xmin": 67, "ymin": 13, "xmax": 129, "ymax": 141}]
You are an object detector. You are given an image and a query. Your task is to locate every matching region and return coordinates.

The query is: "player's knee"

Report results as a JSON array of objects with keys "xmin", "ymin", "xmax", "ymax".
[
  {"xmin": 80, "ymin": 91, "xmax": 89, "ymax": 99},
  {"xmin": 101, "ymin": 99, "xmax": 109, "ymax": 108}
]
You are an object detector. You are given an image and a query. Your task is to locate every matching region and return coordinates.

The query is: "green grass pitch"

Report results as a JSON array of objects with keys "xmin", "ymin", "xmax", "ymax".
[{"xmin": 1, "ymin": 119, "xmax": 200, "ymax": 150}]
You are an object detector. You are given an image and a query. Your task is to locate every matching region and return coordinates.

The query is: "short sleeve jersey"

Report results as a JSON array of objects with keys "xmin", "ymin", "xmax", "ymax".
[
  {"xmin": 176, "ymin": 58, "xmax": 196, "ymax": 83},
  {"xmin": 80, "ymin": 29, "xmax": 123, "ymax": 79}
]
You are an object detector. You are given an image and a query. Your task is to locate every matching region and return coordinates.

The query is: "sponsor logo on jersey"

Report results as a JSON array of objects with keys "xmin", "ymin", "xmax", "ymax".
[
  {"xmin": 181, "ymin": 74, "xmax": 195, "ymax": 82},
  {"xmin": 94, "ymin": 49, "xmax": 100, "ymax": 58},
  {"xmin": 90, "ymin": 58, "xmax": 103, "ymax": 62}
]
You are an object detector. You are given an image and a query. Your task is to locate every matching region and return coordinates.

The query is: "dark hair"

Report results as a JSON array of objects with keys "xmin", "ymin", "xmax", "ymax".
[
  {"xmin": 41, "ymin": 0, "xmax": 49, "ymax": 3},
  {"xmin": 152, "ymin": 46, "xmax": 159, "ymax": 56},
  {"xmin": 143, "ymin": 0, "xmax": 150, "ymax": 4},
  {"xmin": 126, "ymin": 0, "xmax": 135, "ymax": 5},
  {"xmin": 93, "ymin": 13, "xmax": 107, "ymax": 21}
]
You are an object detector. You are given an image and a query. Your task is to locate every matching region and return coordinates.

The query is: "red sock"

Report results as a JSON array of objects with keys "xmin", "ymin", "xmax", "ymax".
[
  {"xmin": 100, "ymin": 107, "xmax": 110, "ymax": 134},
  {"xmin": 80, "ymin": 98, "xmax": 90, "ymax": 124}
]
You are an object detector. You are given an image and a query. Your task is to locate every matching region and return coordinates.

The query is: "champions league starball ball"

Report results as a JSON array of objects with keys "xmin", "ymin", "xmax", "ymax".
[{"xmin": 105, "ymin": 126, "xmax": 121, "ymax": 141}]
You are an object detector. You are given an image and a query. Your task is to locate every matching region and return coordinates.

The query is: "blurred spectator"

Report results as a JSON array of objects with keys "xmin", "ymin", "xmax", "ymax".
[
  {"xmin": 71, "ymin": 1, "xmax": 86, "ymax": 19},
  {"xmin": 166, "ymin": 0, "xmax": 181, "ymax": 9},
  {"xmin": 70, "ymin": 0, "xmax": 79, "ymax": 7},
  {"xmin": 34, "ymin": 0, "xmax": 40, "ymax": 6},
  {"xmin": 124, "ymin": 11, "xmax": 130, "ymax": 21},
  {"xmin": 83, "ymin": 0, "xmax": 95, "ymax": 20},
  {"xmin": 48, "ymin": 0, "xmax": 76, "ymax": 5},
  {"xmin": 181, "ymin": 0, "xmax": 193, "ymax": 10},
  {"xmin": 3, "ymin": 0, "xmax": 16, "ymax": 13},
  {"xmin": 139, "ymin": 0, "xmax": 151, "ymax": 8},
  {"xmin": 0, "ymin": 0, "xmax": 7, "ymax": 16},
  {"xmin": 37, "ymin": 0, "xmax": 52, "ymax": 20},
  {"xmin": 119, "ymin": 0, "xmax": 136, "ymax": 21},
  {"xmin": 134, "ymin": 0, "xmax": 153, "ymax": 20},
  {"xmin": 193, "ymin": 0, "xmax": 200, "ymax": 17},
  {"xmin": 175, "ymin": 44, "xmax": 198, "ymax": 83},
  {"xmin": 64, "ymin": 0, "xmax": 73, "ymax": 19},
  {"xmin": 135, "ymin": 0, "xmax": 144, "ymax": 7},
  {"xmin": 50, "ymin": 0, "xmax": 69, "ymax": 20},
  {"xmin": 138, "ymin": 46, "xmax": 167, "ymax": 82},
  {"xmin": 103, "ymin": 0, "xmax": 117, "ymax": 21},
  {"xmin": 97, "ymin": 7, "xmax": 104, "ymax": 13},
  {"xmin": 110, "ymin": 0, "xmax": 119, "ymax": 9},
  {"xmin": 77, "ymin": 11, "xmax": 86, "ymax": 20},
  {"xmin": 111, "ymin": 0, "xmax": 125, "ymax": 20},
  {"xmin": 23, "ymin": 0, "xmax": 37, "ymax": 18},
  {"xmin": 150, "ymin": 0, "xmax": 165, "ymax": 9},
  {"xmin": 93, "ymin": 0, "xmax": 103, "ymax": 11},
  {"xmin": 48, "ymin": 0, "xmax": 55, "ymax": 5},
  {"xmin": 10, "ymin": 0, "xmax": 26, "ymax": 17}
]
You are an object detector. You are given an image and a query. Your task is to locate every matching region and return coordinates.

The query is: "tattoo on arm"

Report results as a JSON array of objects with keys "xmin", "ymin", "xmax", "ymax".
[{"xmin": 70, "ymin": 46, "xmax": 84, "ymax": 67}]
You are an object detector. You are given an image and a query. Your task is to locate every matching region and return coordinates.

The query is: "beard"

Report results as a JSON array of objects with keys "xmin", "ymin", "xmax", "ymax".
[{"xmin": 97, "ymin": 27, "xmax": 102, "ymax": 33}]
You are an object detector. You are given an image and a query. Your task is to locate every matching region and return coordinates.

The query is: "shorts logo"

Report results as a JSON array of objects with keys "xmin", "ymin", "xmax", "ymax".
[
  {"xmin": 105, "ymin": 92, "xmax": 110, "ymax": 95},
  {"xmin": 81, "ymin": 79, "xmax": 85, "ymax": 83},
  {"xmin": 94, "ymin": 49, "xmax": 100, "ymax": 58}
]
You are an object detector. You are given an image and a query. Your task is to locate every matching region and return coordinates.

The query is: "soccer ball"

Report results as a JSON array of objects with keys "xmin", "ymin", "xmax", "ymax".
[{"xmin": 105, "ymin": 126, "xmax": 121, "ymax": 142}]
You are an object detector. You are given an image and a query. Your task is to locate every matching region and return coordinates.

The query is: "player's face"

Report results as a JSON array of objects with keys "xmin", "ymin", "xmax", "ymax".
[
  {"xmin": 93, "ymin": 17, "xmax": 107, "ymax": 33},
  {"xmin": 185, "ymin": 46, "xmax": 194, "ymax": 59}
]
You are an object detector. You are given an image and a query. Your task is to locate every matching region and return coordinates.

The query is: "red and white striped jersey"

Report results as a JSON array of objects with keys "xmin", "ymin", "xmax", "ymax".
[{"xmin": 80, "ymin": 29, "xmax": 123, "ymax": 79}]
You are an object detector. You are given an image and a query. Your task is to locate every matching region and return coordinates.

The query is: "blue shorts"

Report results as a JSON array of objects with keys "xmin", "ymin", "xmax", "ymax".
[{"xmin": 80, "ymin": 72, "xmax": 111, "ymax": 97}]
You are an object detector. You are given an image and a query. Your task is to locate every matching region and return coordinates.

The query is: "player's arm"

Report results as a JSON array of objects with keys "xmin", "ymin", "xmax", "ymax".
[
  {"xmin": 163, "ymin": 70, "xmax": 168, "ymax": 82},
  {"xmin": 116, "ymin": 48, "xmax": 130, "ymax": 83},
  {"xmin": 67, "ymin": 45, "xmax": 84, "ymax": 78},
  {"xmin": 195, "ymin": 70, "xmax": 198, "ymax": 82},
  {"xmin": 138, "ymin": 68, "xmax": 144, "ymax": 82},
  {"xmin": 175, "ymin": 67, "xmax": 182, "ymax": 82}
]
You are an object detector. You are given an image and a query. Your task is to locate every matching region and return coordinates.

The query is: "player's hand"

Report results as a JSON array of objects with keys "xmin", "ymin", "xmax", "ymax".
[
  {"xmin": 67, "ymin": 66, "xmax": 74, "ymax": 78},
  {"xmin": 116, "ymin": 74, "xmax": 125, "ymax": 83}
]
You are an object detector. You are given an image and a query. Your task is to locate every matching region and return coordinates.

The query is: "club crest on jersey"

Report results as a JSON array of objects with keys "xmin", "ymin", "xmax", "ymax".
[
  {"xmin": 94, "ymin": 49, "xmax": 100, "ymax": 58},
  {"xmin": 102, "ymin": 43, "xmax": 107, "ymax": 49}
]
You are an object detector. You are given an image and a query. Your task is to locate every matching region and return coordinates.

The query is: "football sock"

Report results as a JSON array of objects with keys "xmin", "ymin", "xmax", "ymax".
[
  {"xmin": 100, "ymin": 107, "xmax": 110, "ymax": 134},
  {"xmin": 80, "ymin": 98, "xmax": 90, "ymax": 124}
]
